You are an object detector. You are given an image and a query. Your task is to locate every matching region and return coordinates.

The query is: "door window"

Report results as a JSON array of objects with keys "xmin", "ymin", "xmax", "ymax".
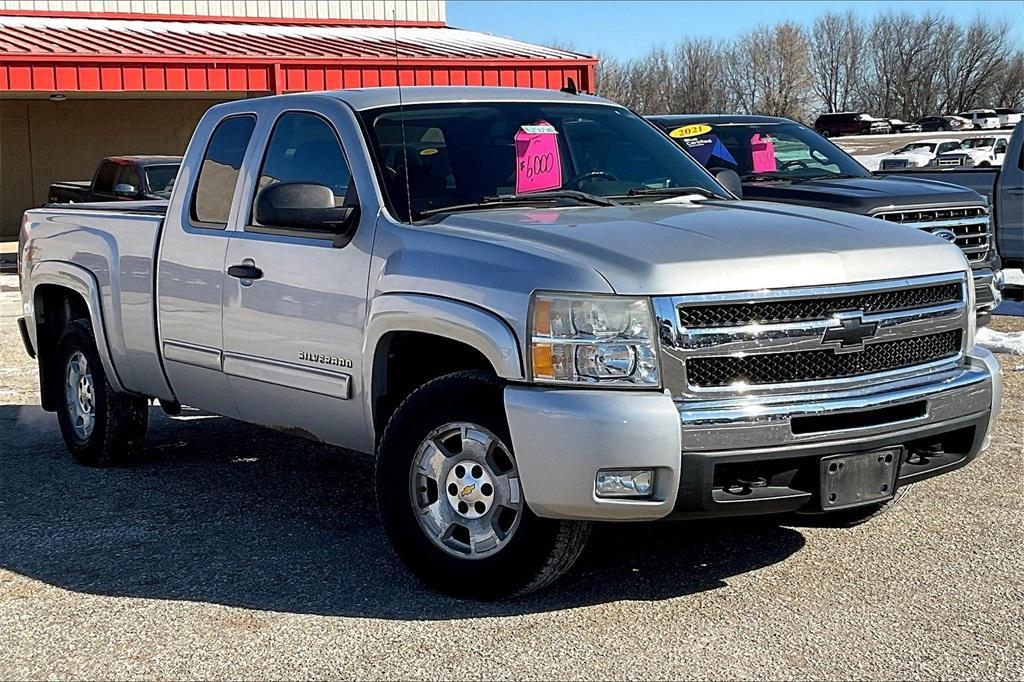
[
  {"xmin": 191, "ymin": 115, "xmax": 257, "ymax": 227},
  {"xmin": 118, "ymin": 165, "xmax": 140, "ymax": 193},
  {"xmin": 251, "ymin": 112, "xmax": 354, "ymax": 231},
  {"xmin": 93, "ymin": 162, "xmax": 118, "ymax": 195}
]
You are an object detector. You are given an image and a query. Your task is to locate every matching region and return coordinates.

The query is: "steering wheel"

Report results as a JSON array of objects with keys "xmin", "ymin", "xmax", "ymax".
[
  {"xmin": 779, "ymin": 159, "xmax": 809, "ymax": 171},
  {"xmin": 573, "ymin": 171, "xmax": 619, "ymax": 188}
]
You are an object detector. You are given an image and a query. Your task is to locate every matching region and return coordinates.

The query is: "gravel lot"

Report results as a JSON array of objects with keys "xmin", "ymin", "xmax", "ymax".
[{"xmin": 1, "ymin": 273, "xmax": 1022, "ymax": 680}]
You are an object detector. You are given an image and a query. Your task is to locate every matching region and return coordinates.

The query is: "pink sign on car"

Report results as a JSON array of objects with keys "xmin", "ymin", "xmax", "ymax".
[{"xmin": 515, "ymin": 122, "xmax": 562, "ymax": 194}]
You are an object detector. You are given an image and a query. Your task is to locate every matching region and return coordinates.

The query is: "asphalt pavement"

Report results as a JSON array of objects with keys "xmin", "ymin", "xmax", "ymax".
[{"xmin": 1, "ymin": 274, "xmax": 1022, "ymax": 679}]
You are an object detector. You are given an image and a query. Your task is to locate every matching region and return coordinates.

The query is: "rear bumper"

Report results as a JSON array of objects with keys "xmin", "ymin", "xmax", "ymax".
[{"xmin": 505, "ymin": 349, "xmax": 1001, "ymax": 522}]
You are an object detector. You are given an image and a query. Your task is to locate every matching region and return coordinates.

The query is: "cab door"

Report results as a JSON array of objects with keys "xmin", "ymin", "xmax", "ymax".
[{"xmin": 221, "ymin": 110, "xmax": 374, "ymax": 451}]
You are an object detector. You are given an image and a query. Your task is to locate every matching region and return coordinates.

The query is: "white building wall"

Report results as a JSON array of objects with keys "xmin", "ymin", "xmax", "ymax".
[{"xmin": 0, "ymin": 0, "xmax": 446, "ymax": 22}]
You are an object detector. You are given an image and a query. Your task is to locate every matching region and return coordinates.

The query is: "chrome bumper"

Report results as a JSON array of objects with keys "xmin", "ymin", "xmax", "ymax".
[
  {"xmin": 973, "ymin": 268, "xmax": 1003, "ymax": 317},
  {"xmin": 505, "ymin": 350, "xmax": 1000, "ymax": 522}
]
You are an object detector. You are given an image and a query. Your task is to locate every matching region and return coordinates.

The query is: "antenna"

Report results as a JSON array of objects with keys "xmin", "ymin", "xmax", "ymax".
[{"xmin": 393, "ymin": 10, "xmax": 414, "ymax": 223}]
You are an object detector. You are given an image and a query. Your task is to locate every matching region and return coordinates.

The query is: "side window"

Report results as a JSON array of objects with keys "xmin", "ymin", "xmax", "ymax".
[
  {"xmin": 994, "ymin": 139, "xmax": 1007, "ymax": 154},
  {"xmin": 191, "ymin": 115, "xmax": 256, "ymax": 227},
  {"xmin": 93, "ymin": 162, "xmax": 118, "ymax": 194},
  {"xmin": 118, "ymin": 165, "xmax": 140, "ymax": 192},
  {"xmin": 251, "ymin": 111, "xmax": 353, "ymax": 229}
]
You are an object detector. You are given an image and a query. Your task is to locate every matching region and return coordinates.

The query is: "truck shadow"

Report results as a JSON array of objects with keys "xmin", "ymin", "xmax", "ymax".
[{"xmin": 0, "ymin": 404, "xmax": 805, "ymax": 620}]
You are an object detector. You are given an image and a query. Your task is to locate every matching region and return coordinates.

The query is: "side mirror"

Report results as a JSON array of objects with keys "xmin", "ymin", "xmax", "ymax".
[
  {"xmin": 255, "ymin": 182, "xmax": 358, "ymax": 243},
  {"xmin": 712, "ymin": 168, "xmax": 743, "ymax": 199},
  {"xmin": 113, "ymin": 183, "xmax": 136, "ymax": 197}
]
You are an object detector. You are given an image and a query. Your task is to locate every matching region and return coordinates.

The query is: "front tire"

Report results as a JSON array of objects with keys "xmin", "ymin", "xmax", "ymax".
[
  {"xmin": 54, "ymin": 319, "xmax": 149, "ymax": 466},
  {"xmin": 376, "ymin": 371, "xmax": 591, "ymax": 599}
]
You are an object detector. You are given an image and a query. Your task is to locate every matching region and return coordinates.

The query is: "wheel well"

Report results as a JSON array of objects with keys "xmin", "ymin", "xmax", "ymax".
[
  {"xmin": 33, "ymin": 285, "xmax": 90, "ymax": 411},
  {"xmin": 372, "ymin": 331, "xmax": 496, "ymax": 438}
]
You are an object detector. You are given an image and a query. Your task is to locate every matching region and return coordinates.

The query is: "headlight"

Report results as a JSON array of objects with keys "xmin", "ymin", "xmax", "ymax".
[{"xmin": 529, "ymin": 293, "xmax": 660, "ymax": 387}]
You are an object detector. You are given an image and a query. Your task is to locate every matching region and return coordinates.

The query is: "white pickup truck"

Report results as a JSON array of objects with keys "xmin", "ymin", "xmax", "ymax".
[{"xmin": 17, "ymin": 88, "xmax": 1002, "ymax": 598}]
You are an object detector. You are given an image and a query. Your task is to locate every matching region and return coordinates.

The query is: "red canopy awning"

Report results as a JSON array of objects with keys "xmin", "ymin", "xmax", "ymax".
[{"xmin": 0, "ymin": 13, "xmax": 596, "ymax": 94}]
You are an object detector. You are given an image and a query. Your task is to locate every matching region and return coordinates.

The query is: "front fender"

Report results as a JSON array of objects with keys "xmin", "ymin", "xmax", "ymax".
[
  {"xmin": 26, "ymin": 260, "xmax": 126, "ymax": 394},
  {"xmin": 362, "ymin": 293, "xmax": 524, "ymax": 441},
  {"xmin": 363, "ymin": 293, "xmax": 524, "ymax": 381}
]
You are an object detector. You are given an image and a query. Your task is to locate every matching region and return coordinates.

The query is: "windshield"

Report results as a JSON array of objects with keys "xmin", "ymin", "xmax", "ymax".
[
  {"xmin": 663, "ymin": 120, "xmax": 870, "ymax": 181},
  {"xmin": 360, "ymin": 102, "xmax": 727, "ymax": 221},
  {"xmin": 896, "ymin": 143, "xmax": 935, "ymax": 153},
  {"xmin": 960, "ymin": 138, "xmax": 995, "ymax": 149},
  {"xmin": 144, "ymin": 164, "xmax": 180, "ymax": 197}
]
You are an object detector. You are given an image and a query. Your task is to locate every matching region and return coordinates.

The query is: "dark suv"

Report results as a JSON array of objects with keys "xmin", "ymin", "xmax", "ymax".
[{"xmin": 814, "ymin": 112, "xmax": 891, "ymax": 137}]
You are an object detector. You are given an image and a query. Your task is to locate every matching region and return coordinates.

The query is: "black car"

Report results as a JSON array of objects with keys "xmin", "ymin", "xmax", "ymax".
[
  {"xmin": 48, "ymin": 155, "xmax": 181, "ymax": 204},
  {"xmin": 647, "ymin": 114, "xmax": 1003, "ymax": 321},
  {"xmin": 915, "ymin": 116, "xmax": 972, "ymax": 132},
  {"xmin": 813, "ymin": 111, "xmax": 891, "ymax": 137}
]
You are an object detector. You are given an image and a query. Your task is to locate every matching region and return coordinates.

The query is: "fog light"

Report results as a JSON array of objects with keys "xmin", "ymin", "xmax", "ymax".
[{"xmin": 595, "ymin": 469, "xmax": 654, "ymax": 498}]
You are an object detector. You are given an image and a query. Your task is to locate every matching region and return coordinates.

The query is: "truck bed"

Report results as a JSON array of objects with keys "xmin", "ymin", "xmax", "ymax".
[{"xmin": 19, "ymin": 201, "xmax": 173, "ymax": 401}]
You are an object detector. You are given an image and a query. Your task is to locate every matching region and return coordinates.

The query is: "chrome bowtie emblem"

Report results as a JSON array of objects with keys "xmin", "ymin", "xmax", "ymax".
[{"xmin": 821, "ymin": 312, "xmax": 878, "ymax": 352}]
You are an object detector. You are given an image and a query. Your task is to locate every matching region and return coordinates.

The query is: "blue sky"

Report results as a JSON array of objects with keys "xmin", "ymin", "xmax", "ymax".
[{"xmin": 447, "ymin": 0, "xmax": 1024, "ymax": 59}]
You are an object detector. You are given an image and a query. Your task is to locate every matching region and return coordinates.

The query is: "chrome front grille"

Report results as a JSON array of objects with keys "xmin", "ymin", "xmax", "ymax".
[
  {"xmin": 686, "ymin": 329, "xmax": 961, "ymax": 387},
  {"xmin": 678, "ymin": 282, "xmax": 961, "ymax": 328},
  {"xmin": 873, "ymin": 205, "xmax": 990, "ymax": 263},
  {"xmin": 653, "ymin": 273, "xmax": 969, "ymax": 400},
  {"xmin": 938, "ymin": 156, "xmax": 967, "ymax": 167}
]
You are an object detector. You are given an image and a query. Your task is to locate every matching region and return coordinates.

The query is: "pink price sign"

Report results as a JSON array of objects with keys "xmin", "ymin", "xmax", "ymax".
[{"xmin": 515, "ymin": 122, "xmax": 562, "ymax": 194}]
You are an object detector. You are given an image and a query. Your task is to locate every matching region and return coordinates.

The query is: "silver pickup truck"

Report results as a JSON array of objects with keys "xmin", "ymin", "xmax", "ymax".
[{"xmin": 17, "ymin": 88, "xmax": 1003, "ymax": 598}]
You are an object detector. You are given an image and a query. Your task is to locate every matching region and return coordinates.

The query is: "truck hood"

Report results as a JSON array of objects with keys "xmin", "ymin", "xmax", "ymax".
[
  {"xmin": 741, "ymin": 174, "xmax": 982, "ymax": 214},
  {"xmin": 427, "ymin": 200, "xmax": 968, "ymax": 296}
]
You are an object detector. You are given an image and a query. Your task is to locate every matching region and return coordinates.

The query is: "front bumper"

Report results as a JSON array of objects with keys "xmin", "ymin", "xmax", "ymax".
[
  {"xmin": 973, "ymin": 268, "xmax": 1003, "ymax": 324},
  {"xmin": 505, "ymin": 349, "xmax": 1001, "ymax": 521}
]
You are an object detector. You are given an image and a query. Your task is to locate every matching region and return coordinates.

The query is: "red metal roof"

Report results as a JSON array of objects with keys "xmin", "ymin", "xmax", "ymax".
[
  {"xmin": 0, "ymin": 14, "xmax": 595, "ymax": 94},
  {"xmin": 0, "ymin": 14, "xmax": 590, "ymax": 63}
]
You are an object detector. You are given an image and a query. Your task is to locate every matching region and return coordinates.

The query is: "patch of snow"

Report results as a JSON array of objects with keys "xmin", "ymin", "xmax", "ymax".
[
  {"xmin": 852, "ymin": 153, "xmax": 887, "ymax": 171},
  {"xmin": 1003, "ymin": 269, "xmax": 1024, "ymax": 287},
  {"xmin": 977, "ymin": 327, "xmax": 1024, "ymax": 355}
]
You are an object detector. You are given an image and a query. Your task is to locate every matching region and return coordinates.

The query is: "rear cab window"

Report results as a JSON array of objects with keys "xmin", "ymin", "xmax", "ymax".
[{"xmin": 191, "ymin": 115, "xmax": 257, "ymax": 228}]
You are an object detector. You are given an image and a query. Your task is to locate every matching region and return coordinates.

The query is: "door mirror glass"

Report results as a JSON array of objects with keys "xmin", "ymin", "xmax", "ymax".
[
  {"xmin": 113, "ymin": 183, "xmax": 136, "ymax": 197},
  {"xmin": 255, "ymin": 182, "xmax": 358, "ymax": 235},
  {"xmin": 712, "ymin": 167, "xmax": 743, "ymax": 199}
]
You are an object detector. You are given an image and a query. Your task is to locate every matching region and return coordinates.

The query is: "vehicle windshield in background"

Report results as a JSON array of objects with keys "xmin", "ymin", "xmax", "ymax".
[
  {"xmin": 896, "ymin": 142, "xmax": 937, "ymax": 153},
  {"xmin": 959, "ymin": 138, "xmax": 996, "ymax": 149},
  {"xmin": 144, "ymin": 164, "xmax": 180, "ymax": 197},
  {"xmin": 667, "ymin": 121, "xmax": 871, "ymax": 181},
  {"xmin": 360, "ymin": 103, "xmax": 728, "ymax": 220}
]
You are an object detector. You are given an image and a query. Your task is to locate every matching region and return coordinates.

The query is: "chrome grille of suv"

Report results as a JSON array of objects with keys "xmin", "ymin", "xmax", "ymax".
[
  {"xmin": 653, "ymin": 273, "xmax": 968, "ymax": 400},
  {"xmin": 873, "ymin": 206, "xmax": 990, "ymax": 263}
]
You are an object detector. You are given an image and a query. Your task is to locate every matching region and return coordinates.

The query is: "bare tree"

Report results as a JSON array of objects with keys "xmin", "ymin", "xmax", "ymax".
[
  {"xmin": 725, "ymin": 22, "xmax": 813, "ymax": 119},
  {"xmin": 936, "ymin": 17, "xmax": 1013, "ymax": 113},
  {"xmin": 809, "ymin": 11, "xmax": 866, "ymax": 112}
]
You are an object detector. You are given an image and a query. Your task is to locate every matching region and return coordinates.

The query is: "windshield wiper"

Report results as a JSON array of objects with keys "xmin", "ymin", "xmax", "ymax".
[
  {"xmin": 418, "ymin": 190, "xmax": 617, "ymax": 217},
  {"xmin": 615, "ymin": 186, "xmax": 725, "ymax": 200},
  {"xmin": 740, "ymin": 172, "xmax": 794, "ymax": 182}
]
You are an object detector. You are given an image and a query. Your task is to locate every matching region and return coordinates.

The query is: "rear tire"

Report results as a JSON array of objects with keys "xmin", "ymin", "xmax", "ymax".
[
  {"xmin": 375, "ymin": 371, "xmax": 591, "ymax": 599},
  {"xmin": 789, "ymin": 484, "xmax": 915, "ymax": 528},
  {"xmin": 54, "ymin": 319, "xmax": 149, "ymax": 466}
]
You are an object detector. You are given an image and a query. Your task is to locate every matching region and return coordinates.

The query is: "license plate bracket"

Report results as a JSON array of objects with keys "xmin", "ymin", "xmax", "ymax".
[{"xmin": 819, "ymin": 448, "xmax": 901, "ymax": 511}]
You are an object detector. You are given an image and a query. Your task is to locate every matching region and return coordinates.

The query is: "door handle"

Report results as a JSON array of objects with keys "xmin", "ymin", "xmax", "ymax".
[{"xmin": 227, "ymin": 263, "xmax": 263, "ymax": 280}]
